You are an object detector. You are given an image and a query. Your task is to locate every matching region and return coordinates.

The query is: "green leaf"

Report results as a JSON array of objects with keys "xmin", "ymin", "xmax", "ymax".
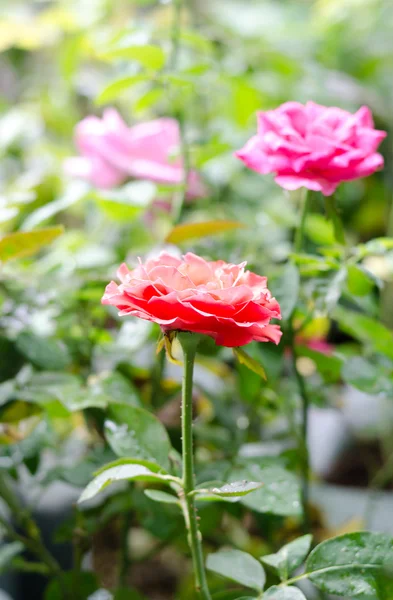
[
  {"xmin": 290, "ymin": 253, "xmax": 338, "ymax": 275},
  {"xmin": 207, "ymin": 549, "xmax": 266, "ymax": 592},
  {"xmin": 45, "ymin": 572, "xmax": 99, "ymax": 600},
  {"xmin": 342, "ymin": 356, "xmax": 393, "ymax": 395},
  {"xmin": 96, "ymin": 74, "xmax": 150, "ymax": 105},
  {"xmin": 144, "ymin": 489, "xmax": 179, "ymax": 504},
  {"xmin": 359, "ymin": 237, "xmax": 393, "ymax": 257},
  {"xmin": 296, "ymin": 346, "xmax": 342, "ymax": 383},
  {"xmin": 22, "ymin": 182, "xmax": 89, "ymax": 230},
  {"xmin": 324, "ymin": 195, "xmax": 345, "ymax": 245},
  {"xmin": 233, "ymin": 348, "xmax": 267, "ymax": 381},
  {"xmin": 262, "ymin": 587, "xmax": 306, "ymax": 600},
  {"xmin": 105, "ymin": 404, "xmax": 172, "ymax": 471},
  {"xmin": 165, "ymin": 220, "xmax": 245, "ymax": 244},
  {"xmin": 93, "ymin": 457, "xmax": 169, "ymax": 477},
  {"xmin": 16, "ymin": 332, "xmax": 71, "ymax": 371},
  {"xmin": 334, "ymin": 307, "xmax": 393, "ymax": 361},
  {"xmin": 261, "ymin": 535, "xmax": 312, "ymax": 580},
  {"xmin": 78, "ymin": 463, "xmax": 174, "ymax": 504},
  {"xmin": 134, "ymin": 87, "xmax": 165, "ymax": 113},
  {"xmin": 229, "ymin": 464, "xmax": 301, "ymax": 517},
  {"xmin": 305, "ymin": 532, "xmax": 393, "ymax": 597},
  {"xmin": 305, "ymin": 214, "xmax": 335, "ymax": 246},
  {"xmin": 0, "ymin": 226, "xmax": 63, "ymax": 262},
  {"xmin": 347, "ymin": 264, "xmax": 375, "ymax": 297},
  {"xmin": 0, "ymin": 541, "xmax": 24, "ymax": 574},
  {"xmin": 209, "ymin": 480, "xmax": 263, "ymax": 497},
  {"xmin": 102, "ymin": 44, "xmax": 165, "ymax": 70},
  {"xmin": 89, "ymin": 372, "xmax": 141, "ymax": 408},
  {"xmin": 325, "ymin": 268, "xmax": 347, "ymax": 312},
  {"xmin": 273, "ymin": 263, "xmax": 300, "ymax": 321}
]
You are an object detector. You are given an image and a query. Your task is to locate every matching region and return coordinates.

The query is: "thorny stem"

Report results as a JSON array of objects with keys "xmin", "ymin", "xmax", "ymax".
[{"xmin": 178, "ymin": 332, "xmax": 212, "ymax": 600}]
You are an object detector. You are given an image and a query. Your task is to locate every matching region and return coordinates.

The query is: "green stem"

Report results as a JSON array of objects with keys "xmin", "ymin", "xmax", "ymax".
[
  {"xmin": 294, "ymin": 188, "xmax": 311, "ymax": 253},
  {"xmin": 289, "ymin": 324, "xmax": 311, "ymax": 533},
  {"xmin": 292, "ymin": 188, "xmax": 312, "ymax": 532},
  {"xmin": 178, "ymin": 332, "xmax": 212, "ymax": 600}
]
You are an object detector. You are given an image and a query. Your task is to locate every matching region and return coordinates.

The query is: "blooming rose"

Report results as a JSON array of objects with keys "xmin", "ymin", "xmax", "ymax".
[
  {"xmin": 102, "ymin": 252, "xmax": 281, "ymax": 347},
  {"xmin": 65, "ymin": 109, "xmax": 204, "ymax": 196},
  {"xmin": 235, "ymin": 102, "xmax": 386, "ymax": 196}
]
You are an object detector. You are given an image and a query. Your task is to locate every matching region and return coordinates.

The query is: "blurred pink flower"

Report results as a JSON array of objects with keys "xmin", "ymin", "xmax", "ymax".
[
  {"xmin": 303, "ymin": 337, "xmax": 334, "ymax": 355},
  {"xmin": 235, "ymin": 102, "xmax": 386, "ymax": 196},
  {"xmin": 102, "ymin": 252, "xmax": 282, "ymax": 348},
  {"xmin": 65, "ymin": 110, "xmax": 205, "ymax": 196}
]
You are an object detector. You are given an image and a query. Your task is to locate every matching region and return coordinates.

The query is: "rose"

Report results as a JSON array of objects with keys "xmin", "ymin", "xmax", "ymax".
[
  {"xmin": 102, "ymin": 252, "xmax": 281, "ymax": 347},
  {"xmin": 235, "ymin": 102, "xmax": 386, "ymax": 196},
  {"xmin": 65, "ymin": 109, "xmax": 205, "ymax": 196}
]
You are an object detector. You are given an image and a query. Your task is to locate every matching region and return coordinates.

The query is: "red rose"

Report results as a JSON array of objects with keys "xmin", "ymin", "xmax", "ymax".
[{"xmin": 102, "ymin": 252, "xmax": 281, "ymax": 348}]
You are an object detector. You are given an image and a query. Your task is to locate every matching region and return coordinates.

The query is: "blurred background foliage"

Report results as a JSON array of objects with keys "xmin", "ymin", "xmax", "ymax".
[{"xmin": 1, "ymin": 1, "xmax": 393, "ymax": 599}]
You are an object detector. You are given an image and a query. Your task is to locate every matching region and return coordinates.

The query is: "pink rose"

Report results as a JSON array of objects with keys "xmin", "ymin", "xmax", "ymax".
[
  {"xmin": 235, "ymin": 102, "xmax": 386, "ymax": 196},
  {"xmin": 102, "ymin": 252, "xmax": 282, "ymax": 347},
  {"xmin": 65, "ymin": 110, "xmax": 205, "ymax": 196}
]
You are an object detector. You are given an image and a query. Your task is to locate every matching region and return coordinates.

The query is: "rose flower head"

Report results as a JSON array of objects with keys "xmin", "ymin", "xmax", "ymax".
[
  {"xmin": 102, "ymin": 252, "xmax": 281, "ymax": 348},
  {"xmin": 65, "ymin": 110, "xmax": 204, "ymax": 196},
  {"xmin": 235, "ymin": 101, "xmax": 386, "ymax": 196}
]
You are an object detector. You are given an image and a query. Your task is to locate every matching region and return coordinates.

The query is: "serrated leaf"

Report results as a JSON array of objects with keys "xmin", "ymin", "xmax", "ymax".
[
  {"xmin": 16, "ymin": 332, "xmax": 71, "ymax": 371},
  {"xmin": 144, "ymin": 489, "xmax": 179, "ymax": 504},
  {"xmin": 261, "ymin": 535, "xmax": 312, "ymax": 580},
  {"xmin": 0, "ymin": 541, "xmax": 24, "ymax": 574},
  {"xmin": 207, "ymin": 549, "xmax": 266, "ymax": 592},
  {"xmin": 102, "ymin": 44, "xmax": 165, "ymax": 70},
  {"xmin": 105, "ymin": 404, "xmax": 172, "ymax": 471},
  {"xmin": 262, "ymin": 587, "xmax": 306, "ymax": 600},
  {"xmin": 96, "ymin": 74, "xmax": 150, "ymax": 105},
  {"xmin": 78, "ymin": 464, "xmax": 174, "ymax": 504},
  {"xmin": 165, "ymin": 220, "xmax": 245, "ymax": 244},
  {"xmin": 210, "ymin": 480, "xmax": 263, "ymax": 497},
  {"xmin": 305, "ymin": 532, "xmax": 393, "ymax": 597},
  {"xmin": 229, "ymin": 464, "xmax": 301, "ymax": 517},
  {"xmin": 0, "ymin": 226, "xmax": 63, "ymax": 262},
  {"xmin": 233, "ymin": 347, "xmax": 267, "ymax": 380}
]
